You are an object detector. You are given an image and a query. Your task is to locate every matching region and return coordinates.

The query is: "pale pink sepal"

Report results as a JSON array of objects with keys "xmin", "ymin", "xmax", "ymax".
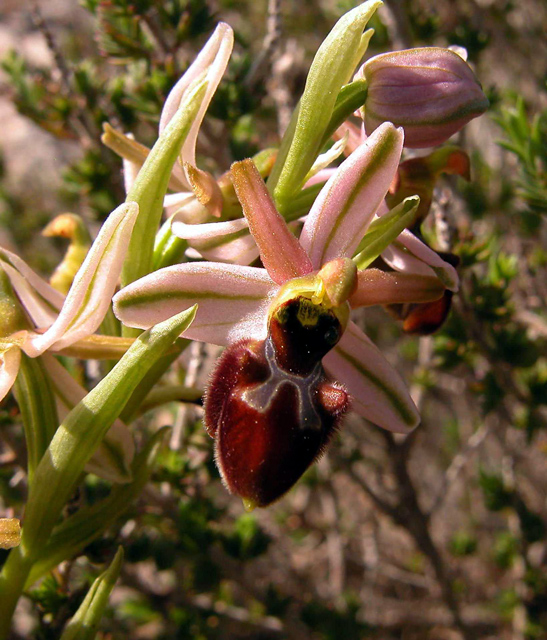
[
  {"xmin": 172, "ymin": 217, "xmax": 260, "ymax": 265},
  {"xmin": 382, "ymin": 229, "xmax": 459, "ymax": 292},
  {"xmin": 163, "ymin": 191, "xmax": 195, "ymax": 217},
  {"xmin": 0, "ymin": 249, "xmax": 64, "ymax": 328},
  {"xmin": 42, "ymin": 355, "xmax": 135, "ymax": 483},
  {"xmin": 303, "ymin": 168, "xmax": 337, "ymax": 189},
  {"xmin": 113, "ymin": 262, "xmax": 275, "ymax": 346},
  {"xmin": 122, "ymin": 149, "xmax": 141, "ymax": 196},
  {"xmin": 324, "ymin": 321, "xmax": 420, "ymax": 433},
  {"xmin": 303, "ymin": 133, "xmax": 348, "ymax": 185},
  {"xmin": 332, "ymin": 121, "xmax": 366, "ymax": 154},
  {"xmin": 159, "ymin": 23, "xmax": 234, "ymax": 188},
  {"xmin": 23, "ymin": 202, "xmax": 139, "ymax": 357},
  {"xmin": 231, "ymin": 159, "xmax": 312, "ymax": 284},
  {"xmin": 0, "ymin": 262, "xmax": 59, "ymax": 329},
  {"xmin": 0, "ymin": 346, "xmax": 21, "ymax": 403},
  {"xmin": 300, "ymin": 122, "xmax": 404, "ymax": 269}
]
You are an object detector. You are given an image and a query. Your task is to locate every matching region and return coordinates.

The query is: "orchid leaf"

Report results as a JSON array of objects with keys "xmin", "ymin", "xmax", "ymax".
[
  {"xmin": 12, "ymin": 354, "xmax": 58, "ymax": 485},
  {"xmin": 121, "ymin": 78, "xmax": 208, "ymax": 289},
  {"xmin": 25, "ymin": 429, "xmax": 168, "ymax": 588},
  {"xmin": 268, "ymin": 1, "xmax": 380, "ymax": 206},
  {"xmin": 15, "ymin": 305, "xmax": 197, "ymax": 559},
  {"xmin": 353, "ymin": 195, "xmax": 420, "ymax": 270},
  {"xmin": 120, "ymin": 340, "xmax": 190, "ymax": 423},
  {"xmin": 318, "ymin": 77, "xmax": 368, "ymax": 150},
  {"xmin": 42, "ymin": 355, "xmax": 134, "ymax": 484}
]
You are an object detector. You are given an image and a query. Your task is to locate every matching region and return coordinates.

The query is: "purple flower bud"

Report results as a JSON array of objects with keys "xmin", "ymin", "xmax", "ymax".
[{"xmin": 360, "ymin": 48, "xmax": 489, "ymax": 148}]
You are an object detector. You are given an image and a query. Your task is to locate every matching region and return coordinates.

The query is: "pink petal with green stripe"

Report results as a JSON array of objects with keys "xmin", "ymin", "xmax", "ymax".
[
  {"xmin": 159, "ymin": 23, "xmax": 233, "ymax": 188},
  {"xmin": 323, "ymin": 321, "xmax": 419, "ymax": 433},
  {"xmin": 23, "ymin": 202, "xmax": 139, "ymax": 357},
  {"xmin": 231, "ymin": 159, "xmax": 313, "ymax": 284},
  {"xmin": 113, "ymin": 263, "xmax": 276, "ymax": 346},
  {"xmin": 382, "ymin": 229, "xmax": 459, "ymax": 291},
  {"xmin": 172, "ymin": 217, "xmax": 260, "ymax": 265},
  {"xmin": 299, "ymin": 122, "xmax": 404, "ymax": 269}
]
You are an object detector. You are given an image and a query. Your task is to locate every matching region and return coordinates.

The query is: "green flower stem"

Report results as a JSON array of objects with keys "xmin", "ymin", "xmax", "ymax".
[
  {"xmin": 121, "ymin": 78, "xmax": 207, "ymax": 292},
  {"xmin": 152, "ymin": 218, "xmax": 188, "ymax": 271},
  {"xmin": 12, "ymin": 354, "xmax": 58, "ymax": 485},
  {"xmin": 60, "ymin": 546, "xmax": 124, "ymax": 640},
  {"xmin": 0, "ymin": 307, "xmax": 197, "ymax": 638},
  {"xmin": 282, "ymin": 182, "xmax": 325, "ymax": 221}
]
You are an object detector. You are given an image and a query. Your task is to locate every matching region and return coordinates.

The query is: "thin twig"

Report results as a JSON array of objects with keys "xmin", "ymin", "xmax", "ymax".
[
  {"xmin": 244, "ymin": 0, "xmax": 283, "ymax": 90},
  {"xmin": 429, "ymin": 420, "xmax": 491, "ymax": 514}
]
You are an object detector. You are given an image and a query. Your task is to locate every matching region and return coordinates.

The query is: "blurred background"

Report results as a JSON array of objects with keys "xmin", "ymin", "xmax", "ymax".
[{"xmin": 0, "ymin": 1, "xmax": 546, "ymax": 638}]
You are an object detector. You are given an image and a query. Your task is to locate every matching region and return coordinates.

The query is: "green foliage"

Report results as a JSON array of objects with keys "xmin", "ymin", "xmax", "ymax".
[
  {"xmin": 479, "ymin": 470, "xmax": 513, "ymax": 512},
  {"xmin": 493, "ymin": 532, "xmax": 519, "ymax": 569},
  {"xmin": 221, "ymin": 513, "xmax": 271, "ymax": 560},
  {"xmin": 495, "ymin": 96, "xmax": 547, "ymax": 218},
  {"xmin": 448, "ymin": 531, "xmax": 478, "ymax": 557},
  {"xmin": 301, "ymin": 596, "xmax": 372, "ymax": 640}
]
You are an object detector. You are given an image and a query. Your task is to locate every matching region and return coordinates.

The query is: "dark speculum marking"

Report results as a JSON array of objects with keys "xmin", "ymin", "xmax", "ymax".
[{"xmin": 203, "ymin": 296, "xmax": 350, "ymax": 507}]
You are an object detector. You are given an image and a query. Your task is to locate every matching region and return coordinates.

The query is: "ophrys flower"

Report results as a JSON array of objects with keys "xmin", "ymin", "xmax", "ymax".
[{"xmin": 113, "ymin": 123, "xmax": 451, "ymax": 507}]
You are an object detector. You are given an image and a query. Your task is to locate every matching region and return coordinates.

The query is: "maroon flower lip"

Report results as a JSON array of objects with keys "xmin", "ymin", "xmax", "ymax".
[{"xmin": 204, "ymin": 296, "xmax": 349, "ymax": 508}]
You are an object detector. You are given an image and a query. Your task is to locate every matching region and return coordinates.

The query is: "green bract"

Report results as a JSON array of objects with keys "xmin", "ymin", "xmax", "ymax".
[{"xmin": 268, "ymin": 1, "xmax": 381, "ymax": 207}]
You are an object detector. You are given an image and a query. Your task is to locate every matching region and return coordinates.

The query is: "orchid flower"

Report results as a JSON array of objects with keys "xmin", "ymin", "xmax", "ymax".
[
  {"xmin": 113, "ymin": 123, "xmax": 449, "ymax": 508},
  {"xmin": 0, "ymin": 202, "xmax": 138, "ymax": 482}
]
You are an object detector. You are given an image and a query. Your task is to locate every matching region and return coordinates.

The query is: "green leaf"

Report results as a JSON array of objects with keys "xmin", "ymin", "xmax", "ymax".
[
  {"xmin": 60, "ymin": 546, "xmax": 124, "ymax": 640},
  {"xmin": 318, "ymin": 78, "xmax": 368, "ymax": 150},
  {"xmin": 268, "ymin": 2, "xmax": 380, "ymax": 206},
  {"xmin": 121, "ymin": 78, "xmax": 208, "ymax": 290},
  {"xmin": 12, "ymin": 354, "xmax": 58, "ymax": 485},
  {"xmin": 353, "ymin": 196, "xmax": 420, "ymax": 270},
  {"xmin": 25, "ymin": 429, "xmax": 168, "ymax": 588},
  {"xmin": 0, "ymin": 309, "xmax": 196, "ymax": 634},
  {"xmin": 20, "ymin": 306, "xmax": 197, "ymax": 555}
]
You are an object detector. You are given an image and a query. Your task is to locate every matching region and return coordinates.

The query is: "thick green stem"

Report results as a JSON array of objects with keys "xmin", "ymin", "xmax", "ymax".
[{"xmin": 0, "ymin": 547, "xmax": 33, "ymax": 638}]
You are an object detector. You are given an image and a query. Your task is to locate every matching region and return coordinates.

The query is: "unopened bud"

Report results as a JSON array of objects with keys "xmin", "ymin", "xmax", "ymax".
[
  {"xmin": 0, "ymin": 518, "xmax": 21, "ymax": 549},
  {"xmin": 360, "ymin": 48, "xmax": 489, "ymax": 148}
]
